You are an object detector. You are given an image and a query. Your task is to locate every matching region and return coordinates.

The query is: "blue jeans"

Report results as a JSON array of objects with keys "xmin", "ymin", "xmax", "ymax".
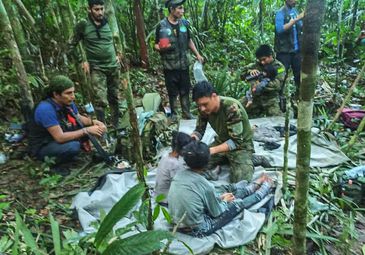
[
  {"xmin": 189, "ymin": 181, "xmax": 267, "ymax": 237},
  {"xmin": 37, "ymin": 141, "xmax": 81, "ymax": 164}
]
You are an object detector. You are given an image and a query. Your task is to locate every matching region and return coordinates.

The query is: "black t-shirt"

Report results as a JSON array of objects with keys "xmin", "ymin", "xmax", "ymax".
[{"xmin": 155, "ymin": 19, "xmax": 190, "ymax": 44}]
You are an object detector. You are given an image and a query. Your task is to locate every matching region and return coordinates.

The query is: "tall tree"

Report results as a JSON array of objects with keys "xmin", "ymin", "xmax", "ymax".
[
  {"xmin": 0, "ymin": 0, "xmax": 34, "ymax": 122},
  {"xmin": 292, "ymin": 0, "xmax": 326, "ymax": 254},
  {"xmin": 133, "ymin": 0, "xmax": 149, "ymax": 68}
]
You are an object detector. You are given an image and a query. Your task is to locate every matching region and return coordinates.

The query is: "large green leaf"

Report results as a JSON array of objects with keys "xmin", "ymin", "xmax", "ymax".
[
  {"xmin": 15, "ymin": 212, "xmax": 44, "ymax": 255},
  {"xmin": 101, "ymin": 230, "xmax": 173, "ymax": 255},
  {"xmin": 49, "ymin": 213, "xmax": 61, "ymax": 255},
  {"xmin": 94, "ymin": 183, "xmax": 146, "ymax": 248}
]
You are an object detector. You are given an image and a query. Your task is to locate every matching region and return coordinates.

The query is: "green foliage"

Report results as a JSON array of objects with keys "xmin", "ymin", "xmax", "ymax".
[
  {"xmin": 101, "ymin": 230, "xmax": 173, "ymax": 255},
  {"xmin": 94, "ymin": 183, "xmax": 146, "ymax": 249}
]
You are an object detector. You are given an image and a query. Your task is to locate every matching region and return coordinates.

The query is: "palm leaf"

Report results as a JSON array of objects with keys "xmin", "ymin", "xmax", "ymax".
[
  {"xmin": 95, "ymin": 183, "xmax": 145, "ymax": 248},
  {"xmin": 102, "ymin": 230, "xmax": 173, "ymax": 255}
]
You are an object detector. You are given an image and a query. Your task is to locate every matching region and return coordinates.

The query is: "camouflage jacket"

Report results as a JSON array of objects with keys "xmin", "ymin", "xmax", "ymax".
[
  {"xmin": 193, "ymin": 96, "xmax": 254, "ymax": 152},
  {"xmin": 242, "ymin": 59, "xmax": 286, "ymax": 99}
]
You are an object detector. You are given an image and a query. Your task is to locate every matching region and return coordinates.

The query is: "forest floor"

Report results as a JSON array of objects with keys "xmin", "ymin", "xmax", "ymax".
[{"xmin": 1, "ymin": 66, "xmax": 365, "ymax": 254}]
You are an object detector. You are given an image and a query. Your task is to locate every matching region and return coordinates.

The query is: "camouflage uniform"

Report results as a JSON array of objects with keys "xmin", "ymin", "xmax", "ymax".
[
  {"xmin": 193, "ymin": 96, "xmax": 254, "ymax": 182},
  {"xmin": 68, "ymin": 16, "xmax": 122, "ymax": 127},
  {"xmin": 242, "ymin": 59, "xmax": 286, "ymax": 118}
]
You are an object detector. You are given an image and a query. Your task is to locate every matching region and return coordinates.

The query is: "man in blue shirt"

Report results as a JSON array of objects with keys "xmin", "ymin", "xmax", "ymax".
[
  {"xmin": 274, "ymin": 0, "xmax": 304, "ymax": 97},
  {"xmin": 28, "ymin": 75, "xmax": 106, "ymax": 174}
]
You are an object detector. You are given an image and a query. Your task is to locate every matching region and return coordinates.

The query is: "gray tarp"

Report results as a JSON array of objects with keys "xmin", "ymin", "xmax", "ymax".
[
  {"xmin": 72, "ymin": 116, "xmax": 348, "ymax": 254},
  {"xmin": 179, "ymin": 117, "xmax": 350, "ymax": 168}
]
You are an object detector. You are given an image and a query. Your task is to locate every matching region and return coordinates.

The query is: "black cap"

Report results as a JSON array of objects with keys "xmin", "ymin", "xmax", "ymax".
[{"xmin": 165, "ymin": 0, "xmax": 186, "ymax": 8}]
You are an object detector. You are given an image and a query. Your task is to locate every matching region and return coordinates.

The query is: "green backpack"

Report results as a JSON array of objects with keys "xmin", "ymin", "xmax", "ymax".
[{"xmin": 337, "ymin": 166, "xmax": 365, "ymax": 206}]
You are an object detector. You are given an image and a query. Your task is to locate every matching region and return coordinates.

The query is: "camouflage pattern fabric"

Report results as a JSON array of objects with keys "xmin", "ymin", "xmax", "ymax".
[
  {"xmin": 242, "ymin": 59, "xmax": 286, "ymax": 118},
  {"xmin": 90, "ymin": 68, "xmax": 123, "ymax": 125},
  {"xmin": 194, "ymin": 96, "xmax": 254, "ymax": 182}
]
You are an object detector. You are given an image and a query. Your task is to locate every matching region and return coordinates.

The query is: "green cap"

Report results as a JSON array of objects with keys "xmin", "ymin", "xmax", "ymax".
[
  {"xmin": 48, "ymin": 75, "xmax": 74, "ymax": 95},
  {"xmin": 165, "ymin": 0, "xmax": 186, "ymax": 8}
]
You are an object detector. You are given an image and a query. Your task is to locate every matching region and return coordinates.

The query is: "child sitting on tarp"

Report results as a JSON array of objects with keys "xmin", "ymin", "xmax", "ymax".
[
  {"xmin": 168, "ymin": 141, "xmax": 273, "ymax": 237},
  {"xmin": 155, "ymin": 131, "xmax": 192, "ymax": 205}
]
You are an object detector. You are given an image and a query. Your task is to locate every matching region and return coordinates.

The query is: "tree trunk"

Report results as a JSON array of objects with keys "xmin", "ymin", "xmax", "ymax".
[
  {"xmin": 0, "ymin": 0, "xmax": 34, "ymax": 122},
  {"xmin": 258, "ymin": 0, "xmax": 264, "ymax": 35},
  {"xmin": 350, "ymin": 0, "xmax": 359, "ymax": 31},
  {"xmin": 292, "ymin": 1, "xmax": 326, "ymax": 254},
  {"xmin": 133, "ymin": 0, "xmax": 149, "ymax": 68},
  {"xmin": 334, "ymin": 0, "xmax": 344, "ymax": 96},
  {"xmin": 13, "ymin": 0, "xmax": 35, "ymax": 25},
  {"xmin": 3, "ymin": 0, "xmax": 30, "ymax": 68},
  {"xmin": 105, "ymin": 0, "xmax": 152, "ymax": 231},
  {"xmin": 105, "ymin": 0, "xmax": 125, "ymax": 55},
  {"xmin": 201, "ymin": 0, "xmax": 210, "ymax": 31}
]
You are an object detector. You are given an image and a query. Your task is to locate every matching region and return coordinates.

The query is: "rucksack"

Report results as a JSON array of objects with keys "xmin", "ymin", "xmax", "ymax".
[
  {"xmin": 341, "ymin": 108, "xmax": 365, "ymax": 130},
  {"xmin": 336, "ymin": 166, "xmax": 365, "ymax": 206}
]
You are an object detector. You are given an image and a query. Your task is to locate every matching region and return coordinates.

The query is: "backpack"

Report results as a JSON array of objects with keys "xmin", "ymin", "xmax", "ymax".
[
  {"xmin": 336, "ymin": 166, "xmax": 365, "ymax": 206},
  {"xmin": 341, "ymin": 108, "xmax": 365, "ymax": 130}
]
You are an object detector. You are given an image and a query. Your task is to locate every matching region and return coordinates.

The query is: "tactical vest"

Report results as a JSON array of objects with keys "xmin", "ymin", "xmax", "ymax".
[
  {"xmin": 274, "ymin": 6, "xmax": 302, "ymax": 54},
  {"xmin": 28, "ymin": 99, "xmax": 80, "ymax": 156},
  {"xmin": 159, "ymin": 18, "xmax": 189, "ymax": 70}
]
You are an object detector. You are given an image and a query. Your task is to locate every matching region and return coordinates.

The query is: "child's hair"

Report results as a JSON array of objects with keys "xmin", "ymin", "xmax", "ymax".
[
  {"xmin": 182, "ymin": 141, "xmax": 210, "ymax": 170},
  {"xmin": 263, "ymin": 64, "xmax": 278, "ymax": 80},
  {"xmin": 171, "ymin": 131, "xmax": 193, "ymax": 155}
]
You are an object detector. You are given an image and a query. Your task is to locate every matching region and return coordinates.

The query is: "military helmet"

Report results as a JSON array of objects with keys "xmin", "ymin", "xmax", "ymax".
[{"xmin": 165, "ymin": 0, "xmax": 186, "ymax": 8}]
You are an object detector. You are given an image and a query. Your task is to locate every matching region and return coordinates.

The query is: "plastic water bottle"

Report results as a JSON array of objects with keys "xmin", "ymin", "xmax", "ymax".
[{"xmin": 193, "ymin": 61, "xmax": 208, "ymax": 82}]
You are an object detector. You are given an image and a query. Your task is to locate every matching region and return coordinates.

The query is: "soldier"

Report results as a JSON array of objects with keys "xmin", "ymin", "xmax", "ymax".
[
  {"xmin": 68, "ymin": 0, "xmax": 122, "ymax": 128},
  {"xmin": 191, "ymin": 81, "xmax": 254, "ymax": 182},
  {"xmin": 154, "ymin": 0, "xmax": 203, "ymax": 120},
  {"xmin": 242, "ymin": 44, "xmax": 286, "ymax": 118}
]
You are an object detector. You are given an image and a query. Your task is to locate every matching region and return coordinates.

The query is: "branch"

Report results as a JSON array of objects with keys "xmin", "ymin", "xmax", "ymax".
[{"xmin": 13, "ymin": 0, "xmax": 35, "ymax": 25}]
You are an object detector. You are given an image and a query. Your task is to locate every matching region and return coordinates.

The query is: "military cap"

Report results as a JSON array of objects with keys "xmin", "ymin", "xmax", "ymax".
[{"xmin": 165, "ymin": 0, "xmax": 186, "ymax": 8}]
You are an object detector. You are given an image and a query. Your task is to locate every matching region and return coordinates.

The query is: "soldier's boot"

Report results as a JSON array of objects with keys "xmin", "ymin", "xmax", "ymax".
[
  {"xmin": 180, "ymin": 94, "xmax": 195, "ymax": 119},
  {"xmin": 169, "ymin": 96, "xmax": 178, "ymax": 122},
  {"xmin": 252, "ymin": 154, "xmax": 272, "ymax": 168},
  {"xmin": 110, "ymin": 103, "xmax": 120, "ymax": 130}
]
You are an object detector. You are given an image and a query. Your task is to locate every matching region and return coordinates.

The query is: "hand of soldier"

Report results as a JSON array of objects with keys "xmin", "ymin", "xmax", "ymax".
[
  {"xmin": 81, "ymin": 61, "xmax": 90, "ymax": 74},
  {"xmin": 246, "ymin": 100, "xmax": 253, "ymax": 108},
  {"xmin": 220, "ymin": 193, "xmax": 235, "ymax": 202},
  {"xmin": 86, "ymin": 125, "xmax": 104, "ymax": 137},
  {"xmin": 191, "ymin": 133, "xmax": 200, "ymax": 141},
  {"xmin": 249, "ymin": 69, "xmax": 260, "ymax": 77},
  {"xmin": 196, "ymin": 54, "xmax": 204, "ymax": 63},
  {"xmin": 93, "ymin": 120, "xmax": 107, "ymax": 133}
]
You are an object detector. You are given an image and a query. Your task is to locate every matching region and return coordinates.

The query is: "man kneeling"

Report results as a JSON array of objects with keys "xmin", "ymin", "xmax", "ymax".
[{"xmin": 168, "ymin": 141, "xmax": 272, "ymax": 237}]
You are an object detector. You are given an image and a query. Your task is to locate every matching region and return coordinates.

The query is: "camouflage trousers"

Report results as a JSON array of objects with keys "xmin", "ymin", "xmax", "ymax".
[
  {"xmin": 207, "ymin": 145, "xmax": 254, "ymax": 182},
  {"xmin": 90, "ymin": 67, "xmax": 123, "ymax": 127},
  {"xmin": 244, "ymin": 96, "xmax": 283, "ymax": 118}
]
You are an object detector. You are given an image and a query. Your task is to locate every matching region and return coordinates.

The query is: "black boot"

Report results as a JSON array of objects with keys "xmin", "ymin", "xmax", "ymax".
[
  {"xmin": 180, "ymin": 94, "xmax": 195, "ymax": 119},
  {"xmin": 169, "ymin": 96, "xmax": 178, "ymax": 121},
  {"xmin": 110, "ymin": 104, "xmax": 120, "ymax": 129}
]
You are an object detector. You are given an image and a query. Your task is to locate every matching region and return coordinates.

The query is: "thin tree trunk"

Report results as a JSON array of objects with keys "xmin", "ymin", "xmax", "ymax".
[
  {"xmin": 133, "ymin": 0, "xmax": 149, "ymax": 68},
  {"xmin": 259, "ymin": 0, "xmax": 264, "ymax": 35},
  {"xmin": 334, "ymin": 0, "xmax": 344, "ymax": 96},
  {"xmin": 3, "ymin": 0, "xmax": 30, "ymax": 67},
  {"xmin": 106, "ymin": 0, "xmax": 153, "ymax": 231},
  {"xmin": 282, "ymin": 78, "xmax": 290, "ymax": 191},
  {"xmin": 13, "ymin": 0, "xmax": 35, "ymax": 25},
  {"xmin": 292, "ymin": 0, "xmax": 326, "ymax": 254},
  {"xmin": 327, "ymin": 63, "xmax": 365, "ymax": 131},
  {"xmin": 350, "ymin": 0, "xmax": 359, "ymax": 31},
  {"xmin": 201, "ymin": 0, "xmax": 210, "ymax": 31},
  {"xmin": 0, "ymin": 0, "xmax": 34, "ymax": 122},
  {"xmin": 345, "ymin": 114, "xmax": 365, "ymax": 151}
]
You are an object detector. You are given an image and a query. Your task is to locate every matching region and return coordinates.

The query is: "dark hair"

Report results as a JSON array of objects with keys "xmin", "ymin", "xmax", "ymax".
[
  {"xmin": 171, "ymin": 131, "xmax": 192, "ymax": 155},
  {"xmin": 263, "ymin": 64, "xmax": 278, "ymax": 80},
  {"xmin": 46, "ymin": 75, "xmax": 74, "ymax": 98},
  {"xmin": 88, "ymin": 0, "xmax": 104, "ymax": 7},
  {"xmin": 192, "ymin": 81, "xmax": 216, "ymax": 101},
  {"xmin": 183, "ymin": 141, "xmax": 210, "ymax": 170},
  {"xmin": 255, "ymin": 44, "xmax": 273, "ymax": 59}
]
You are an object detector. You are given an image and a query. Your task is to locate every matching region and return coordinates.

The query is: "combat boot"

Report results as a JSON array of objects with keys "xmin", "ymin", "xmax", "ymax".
[{"xmin": 180, "ymin": 94, "xmax": 195, "ymax": 119}]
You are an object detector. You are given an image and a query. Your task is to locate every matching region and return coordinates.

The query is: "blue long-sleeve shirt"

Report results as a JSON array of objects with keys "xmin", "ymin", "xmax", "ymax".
[{"xmin": 275, "ymin": 7, "xmax": 302, "ymax": 52}]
